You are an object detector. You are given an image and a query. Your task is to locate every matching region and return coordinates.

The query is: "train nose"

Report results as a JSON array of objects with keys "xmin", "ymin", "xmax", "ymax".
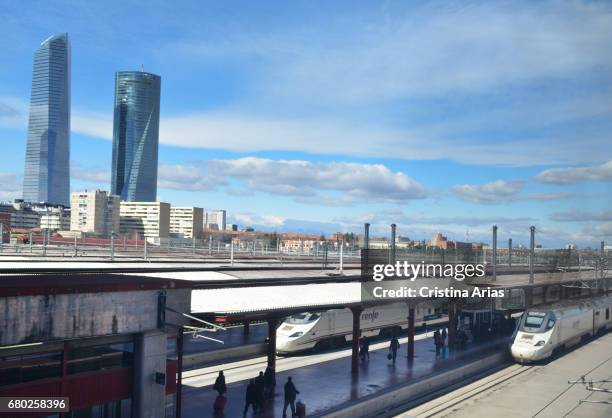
[{"xmin": 511, "ymin": 345, "xmax": 535, "ymax": 361}]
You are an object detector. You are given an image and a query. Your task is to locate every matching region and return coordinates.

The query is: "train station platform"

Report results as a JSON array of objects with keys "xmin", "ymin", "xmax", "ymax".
[
  {"xmin": 181, "ymin": 334, "xmax": 509, "ymax": 418},
  {"xmin": 399, "ymin": 332, "xmax": 612, "ymax": 418}
]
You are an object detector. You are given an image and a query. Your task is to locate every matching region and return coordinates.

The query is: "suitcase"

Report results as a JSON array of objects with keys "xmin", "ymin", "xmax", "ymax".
[{"xmin": 296, "ymin": 400, "xmax": 306, "ymax": 417}]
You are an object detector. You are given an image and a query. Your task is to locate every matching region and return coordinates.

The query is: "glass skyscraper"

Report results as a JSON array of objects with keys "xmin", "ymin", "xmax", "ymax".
[
  {"xmin": 111, "ymin": 71, "xmax": 161, "ymax": 202},
  {"xmin": 23, "ymin": 33, "xmax": 71, "ymax": 206}
]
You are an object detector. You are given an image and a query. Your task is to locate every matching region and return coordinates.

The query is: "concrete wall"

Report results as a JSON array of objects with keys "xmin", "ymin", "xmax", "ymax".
[{"xmin": 0, "ymin": 288, "xmax": 190, "ymax": 346}]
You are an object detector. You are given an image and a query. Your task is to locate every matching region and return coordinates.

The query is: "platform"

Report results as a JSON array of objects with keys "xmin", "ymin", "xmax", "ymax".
[
  {"xmin": 399, "ymin": 332, "xmax": 612, "ymax": 418},
  {"xmin": 181, "ymin": 334, "xmax": 507, "ymax": 418}
]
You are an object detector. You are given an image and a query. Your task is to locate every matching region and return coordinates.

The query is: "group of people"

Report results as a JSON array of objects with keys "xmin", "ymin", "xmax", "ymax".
[
  {"xmin": 242, "ymin": 366, "xmax": 277, "ymax": 416},
  {"xmin": 433, "ymin": 328, "xmax": 448, "ymax": 356},
  {"xmin": 212, "ymin": 366, "xmax": 301, "ymax": 418}
]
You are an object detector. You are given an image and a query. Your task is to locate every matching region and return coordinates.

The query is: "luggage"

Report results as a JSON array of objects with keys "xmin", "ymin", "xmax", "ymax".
[
  {"xmin": 213, "ymin": 395, "xmax": 227, "ymax": 412},
  {"xmin": 296, "ymin": 400, "xmax": 306, "ymax": 417},
  {"xmin": 387, "ymin": 353, "xmax": 392, "ymax": 360}
]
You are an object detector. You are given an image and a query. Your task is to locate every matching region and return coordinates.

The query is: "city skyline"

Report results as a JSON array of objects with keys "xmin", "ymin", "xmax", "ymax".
[
  {"xmin": 1, "ymin": 0, "xmax": 611, "ymax": 246},
  {"xmin": 22, "ymin": 32, "xmax": 71, "ymax": 207}
]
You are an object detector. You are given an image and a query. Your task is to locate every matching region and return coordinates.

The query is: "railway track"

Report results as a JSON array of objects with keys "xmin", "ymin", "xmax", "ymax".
[{"xmin": 396, "ymin": 364, "xmax": 535, "ymax": 418}]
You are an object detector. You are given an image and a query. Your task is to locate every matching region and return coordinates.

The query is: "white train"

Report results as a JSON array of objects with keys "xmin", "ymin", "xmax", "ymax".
[
  {"xmin": 511, "ymin": 295, "xmax": 612, "ymax": 363},
  {"xmin": 276, "ymin": 302, "xmax": 447, "ymax": 354}
]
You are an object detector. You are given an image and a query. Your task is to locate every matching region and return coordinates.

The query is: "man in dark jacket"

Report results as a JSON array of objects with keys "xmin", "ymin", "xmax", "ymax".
[
  {"xmin": 283, "ymin": 376, "xmax": 299, "ymax": 418},
  {"xmin": 389, "ymin": 335, "xmax": 400, "ymax": 363},
  {"xmin": 255, "ymin": 371, "xmax": 265, "ymax": 411},
  {"xmin": 264, "ymin": 366, "xmax": 275, "ymax": 398},
  {"xmin": 213, "ymin": 370, "xmax": 226, "ymax": 395},
  {"xmin": 243, "ymin": 379, "xmax": 257, "ymax": 416}
]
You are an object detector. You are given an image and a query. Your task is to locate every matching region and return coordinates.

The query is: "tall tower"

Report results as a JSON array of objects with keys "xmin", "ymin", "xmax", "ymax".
[
  {"xmin": 111, "ymin": 71, "xmax": 161, "ymax": 202},
  {"xmin": 23, "ymin": 33, "xmax": 71, "ymax": 206}
]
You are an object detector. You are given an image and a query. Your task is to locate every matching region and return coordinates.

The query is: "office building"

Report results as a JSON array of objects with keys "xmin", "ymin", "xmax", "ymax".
[
  {"xmin": 120, "ymin": 201, "xmax": 170, "ymax": 238},
  {"xmin": 111, "ymin": 71, "xmax": 161, "ymax": 202},
  {"xmin": 169, "ymin": 206, "xmax": 203, "ymax": 239},
  {"xmin": 22, "ymin": 33, "xmax": 71, "ymax": 206},
  {"xmin": 70, "ymin": 190, "xmax": 120, "ymax": 235},
  {"xmin": 0, "ymin": 200, "xmax": 41, "ymax": 230},
  {"xmin": 37, "ymin": 206, "xmax": 70, "ymax": 230},
  {"xmin": 204, "ymin": 209, "xmax": 226, "ymax": 231}
]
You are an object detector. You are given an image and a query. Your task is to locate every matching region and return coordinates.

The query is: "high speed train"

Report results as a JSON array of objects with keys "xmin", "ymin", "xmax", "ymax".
[
  {"xmin": 276, "ymin": 302, "xmax": 447, "ymax": 354},
  {"xmin": 511, "ymin": 295, "xmax": 612, "ymax": 363}
]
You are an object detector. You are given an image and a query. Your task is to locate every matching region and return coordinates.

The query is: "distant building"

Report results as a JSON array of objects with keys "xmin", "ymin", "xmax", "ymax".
[
  {"xmin": 111, "ymin": 71, "xmax": 161, "ymax": 202},
  {"xmin": 70, "ymin": 190, "xmax": 120, "ymax": 235},
  {"xmin": 36, "ymin": 206, "xmax": 70, "ymax": 231},
  {"xmin": 120, "ymin": 201, "xmax": 170, "ymax": 238},
  {"xmin": 430, "ymin": 232, "xmax": 449, "ymax": 249},
  {"xmin": 279, "ymin": 233, "xmax": 319, "ymax": 252},
  {"xmin": 204, "ymin": 210, "xmax": 226, "ymax": 231},
  {"xmin": 0, "ymin": 213, "xmax": 9, "ymax": 242},
  {"xmin": 23, "ymin": 33, "xmax": 71, "ymax": 206},
  {"xmin": 0, "ymin": 200, "xmax": 41, "ymax": 229},
  {"xmin": 226, "ymin": 223, "xmax": 238, "ymax": 231},
  {"xmin": 169, "ymin": 206, "xmax": 203, "ymax": 239}
]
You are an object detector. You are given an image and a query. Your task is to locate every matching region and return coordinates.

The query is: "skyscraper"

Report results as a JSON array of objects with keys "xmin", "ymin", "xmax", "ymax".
[
  {"xmin": 111, "ymin": 71, "xmax": 161, "ymax": 202},
  {"xmin": 23, "ymin": 33, "xmax": 71, "ymax": 206}
]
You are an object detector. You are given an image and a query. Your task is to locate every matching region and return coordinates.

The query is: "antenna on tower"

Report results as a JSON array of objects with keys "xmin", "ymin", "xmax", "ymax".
[
  {"xmin": 465, "ymin": 229, "xmax": 470, "ymax": 242},
  {"xmin": 140, "ymin": 64, "xmax": 144, "ymax": 72}
]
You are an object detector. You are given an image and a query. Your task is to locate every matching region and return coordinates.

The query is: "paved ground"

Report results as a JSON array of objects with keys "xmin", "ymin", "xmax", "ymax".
[
  {"xmin": 398, "ymin": 332, "xmax": 612, "ymax": 418},
  {"xmin": 181, "ymin": 331, "xmax": 503, "ymax": 418}
]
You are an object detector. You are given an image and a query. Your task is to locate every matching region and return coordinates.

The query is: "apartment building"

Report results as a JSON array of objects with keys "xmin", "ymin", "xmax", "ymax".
[
  {"xmin": 70, "ymin": 190, "xmax": 120, "ymax": 235},
  {"xmin": 204, "ymin": 209, "xmax": 226, "ymax": 231},
  {"xmin": 120, "ymin": 201, "xmax": 170, "ymax": 238},
  {"xmin": 169, "ymin": 206, "xmax": 203, "ymax": 239}
]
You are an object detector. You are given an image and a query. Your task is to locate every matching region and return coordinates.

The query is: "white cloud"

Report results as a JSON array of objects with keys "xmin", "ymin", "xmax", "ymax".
[
  {"xmin": 451, "ymin": 180, "xmax": 525, "ymax": 203},
  {"xmin": 157, "ymin": 157, "xmax": 426, "ymax": 203},
  {"xmin": 232, "ymin": 212, "xmax": 286, "ymax": 228},
  {"xmin": 550, "ymin": 210, "xmax": 612, "ymax": 222},
  {"xmin": 534, "ymin": 160, "xmax": 612, "ymax": 184},
  {"xmin": 0, "ymin": 172, "xmax": 22, "ymax": 201}
]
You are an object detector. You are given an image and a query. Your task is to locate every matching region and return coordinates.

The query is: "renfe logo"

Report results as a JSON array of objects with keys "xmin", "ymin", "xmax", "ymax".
[{"xmin": 362, "ymin": 310, "xmax": 379, "ymax": 322}]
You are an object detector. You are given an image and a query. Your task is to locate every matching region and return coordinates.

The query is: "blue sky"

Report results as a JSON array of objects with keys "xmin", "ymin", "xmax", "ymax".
[{"xmin": 1, "ymin": 0, "xmax": 611, "ymax": 246}]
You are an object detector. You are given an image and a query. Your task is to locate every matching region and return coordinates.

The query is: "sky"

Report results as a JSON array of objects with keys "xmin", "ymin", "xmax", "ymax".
[{"xmin": 0, "ymin": 0, "xmax": 611, "ymax": 247}]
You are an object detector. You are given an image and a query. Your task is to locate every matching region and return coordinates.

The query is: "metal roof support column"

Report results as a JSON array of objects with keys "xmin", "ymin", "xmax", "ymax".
[
  {"xmin": 529, "ymin": 226, "xmax": 535, "ymax": 284},
  {"xmin": 407, "ymin": 305, "xmax": 415, "ymax": 361},
  {"xmin": 492, "ymin": 225, "xmax": 497, "ymax": 281},
  {"xmin": 267, "ymin": 317, "xmax": 279, "ymax": 376},
  {"xmin": 350, "ymin": 306, "xmax": 363, "ymax": 374},
  {"xmin": 447, "ymin": 301, "xmax": 456, "ymax": 351}
]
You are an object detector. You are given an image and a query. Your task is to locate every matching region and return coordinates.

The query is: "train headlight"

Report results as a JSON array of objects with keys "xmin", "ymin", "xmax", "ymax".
[
  {"xmin": 289, "ymin": 332, "xmax": 304, "ymax": 338},
  {"xmin": 534, "ymin": 340, "xmax": 545, "ymax": 346}
]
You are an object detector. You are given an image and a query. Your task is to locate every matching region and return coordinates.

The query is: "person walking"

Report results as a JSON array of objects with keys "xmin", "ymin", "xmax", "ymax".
[
  {"xmin": 282, "ymin": 376, "xmax": 300, "ymax": 418},
  {"xmin": 255, "ymin": 371, "xmax": 265, "ymax": 411},
  {"xmin": 264, "ymin": 365, "xmax": 275, "ymax": 398},
  {"xmin": 213, "ymin": 370, "xmax": 227, "ymax": 395},
  {"xmin": 441, "ymin": 328, "xmax": 448, "ymax": 356},
  {"xmin": 389, "ymin": 335, "xmax": 400, "ymax": 364},
  {"xmin": 363, "ymin": 337, "xmax": 370, "ymax": 361},
  {"xmin": 434, "ymin": 330, "xmax": 443, "ymax": 357},
  {"xmin": 243, "ymin": 379, "xmax": 258, "ymax": 416}
]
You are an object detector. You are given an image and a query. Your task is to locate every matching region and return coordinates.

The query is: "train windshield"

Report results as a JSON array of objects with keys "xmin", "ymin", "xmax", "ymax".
[
  {"xmin": 520, "ymin": 311, "xmax": 549, "ymax": 332},
  {"xmin": 286, "ymin": 313, "xmax": 321, "ymax": 324}
]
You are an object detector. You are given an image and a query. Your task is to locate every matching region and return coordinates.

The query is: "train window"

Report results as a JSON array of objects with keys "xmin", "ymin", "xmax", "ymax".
[
  {"xmin": 546, "ymin": 319, "xmax": 555, "ymax": 330},
  {"xmin": 525, "ymin": 315, "xmax": 545, "ymax": 328},
  {"xmin": 286, "ymin": 313, "xmax": 320, "ymax": 324}
]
